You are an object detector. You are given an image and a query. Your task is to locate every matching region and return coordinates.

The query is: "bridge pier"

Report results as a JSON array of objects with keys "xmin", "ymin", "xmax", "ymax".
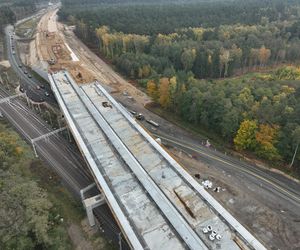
[
  {"xmin": 80, "ymin": 183, "xmax": 106, "ymax": 227},
  {"xmin": 83, "ymin": 194, "xmax": 106, "ymax": 227}
]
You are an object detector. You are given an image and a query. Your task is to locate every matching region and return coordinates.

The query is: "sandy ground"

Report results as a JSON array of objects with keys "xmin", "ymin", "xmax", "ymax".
[
  {"xmin": 33, "ymin": 8, "xmax": 100, "ymax": 83},
  {"xmin": 62, "ymin": 26, "xmax": 151, "ymax": 106},
  {"xmin": 0, "ymin": 60, "xmax": 10, "ymax": 68},
  {"xmin": 30, "ymin": 8, "xmax": 151, "ymax": 105},
  {"xmin": 168, "ymin": 147, "xmax": 300, "ymax": 250}
]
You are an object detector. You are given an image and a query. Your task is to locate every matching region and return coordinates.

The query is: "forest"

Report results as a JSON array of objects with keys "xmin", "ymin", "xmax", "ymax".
[
  {"xmin": 0, "ymin": 0, "xmax": 49, "ymax": 29},
  {"xmin": 0, "ymin": 122, "xmax": 72, "ymax": 249},
  {"xmin": 59, "ymin": 0, "xmax": 300, "ymax": 174}
]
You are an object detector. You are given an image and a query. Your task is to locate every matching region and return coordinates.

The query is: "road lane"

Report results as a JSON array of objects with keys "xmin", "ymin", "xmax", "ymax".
[{"xmin": 5, "ymin": 25, "xmax": 56, "ymax": 105}]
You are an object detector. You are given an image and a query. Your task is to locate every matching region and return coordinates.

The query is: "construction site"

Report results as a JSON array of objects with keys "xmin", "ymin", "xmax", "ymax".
[
  {"xmin": 11, "ymin": 4, "xmax": 300, "ymax": 250},
  {"xmin": 35, "ymin": 8, "xmax": 95, "ymax": 84}
]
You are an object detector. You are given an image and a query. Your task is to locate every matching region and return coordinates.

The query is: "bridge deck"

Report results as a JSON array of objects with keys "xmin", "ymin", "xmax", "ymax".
[
  {"xmin": 49, "ymin": 70, "xmax": 266, "ymax": 250},
  {"xmin": 49, "ymin": 71, "xmax": 187, "ymax": 250}
]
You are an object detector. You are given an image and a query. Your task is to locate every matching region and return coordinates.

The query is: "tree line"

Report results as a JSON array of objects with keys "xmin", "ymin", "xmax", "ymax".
[
  {"xmin": 59, "ymin": 0, "xmax": 300, "ymax": 79},
  {"xmin": 72, "ymin": 21, "xmax": 300, "ymax": 79},
  {"xmin": 146, "ymin": 67, "xmax": 300, "ymax": 171},
  {"xmin": 60, "ymin": 0, "xmax": 298, "ymax": 35}
]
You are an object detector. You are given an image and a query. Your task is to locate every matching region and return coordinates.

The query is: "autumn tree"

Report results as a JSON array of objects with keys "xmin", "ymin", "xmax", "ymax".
[
  {"xmin": 229, "ymin": 44, "xmax": 242, "ymax": 74},
  {"xmin": 255, "ymin": 124, "xmax": 280, "ymax": 160},
  {"xmin": 219, "ymin": 48, "xmax": 231, "ymax": 77},
  {"xmin": 147, "ymin": 80, "xmax": 158, "ymax": 100},
  {"xmin": 237, "ymin": 87, "xmax": 254, "ymax": 112},
  {"xmin": 159, "ymin": 77, "xmax": 170, "ymax": 108},
  {"xmin": 234, "ymin": 120, "xmax": 258, "ymax": 151},
  {"xmin": 168, "ymin": 76, "xmax": 177, "ymax": 107},
  {"xmin": 259, "ymin": 46, "xmax": 271, "ymax": 66}
]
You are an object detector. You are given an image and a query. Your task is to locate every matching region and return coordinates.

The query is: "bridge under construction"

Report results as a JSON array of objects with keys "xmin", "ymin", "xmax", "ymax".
[{"xmin": 49, "ymin": 70, "xmax": 266, "ymax": 250}]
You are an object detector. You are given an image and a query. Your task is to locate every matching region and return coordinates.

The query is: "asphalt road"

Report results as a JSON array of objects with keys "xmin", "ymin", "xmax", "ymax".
[{"xmin": 5, "ymin": 25, "xmax": 56, "ymax": 105}]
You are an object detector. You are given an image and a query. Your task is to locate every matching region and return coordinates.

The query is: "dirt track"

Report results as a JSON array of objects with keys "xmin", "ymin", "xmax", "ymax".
[{"xmin": 168, "ymin": 148, "xmax": 300, "ymax": 250}]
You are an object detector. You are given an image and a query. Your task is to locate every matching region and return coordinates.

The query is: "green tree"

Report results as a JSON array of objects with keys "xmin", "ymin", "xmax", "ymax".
[
  {"xmin": 181, "ymin": 48, "xmax": 196, "ymax": 71},
  {"xmin": 290, "ymin": 126, "xmax": 300, "ymax": 167}
]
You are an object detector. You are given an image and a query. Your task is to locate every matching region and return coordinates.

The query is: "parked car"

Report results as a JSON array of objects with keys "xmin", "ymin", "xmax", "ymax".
[
  {"xmin": 45, "ymin": 91, "xmax": 50, "ymax": 97},
  {"xmin": 129, "ymin": 110, "xmax": 137, "ymax": 115},
  {"xmin": 136, "ymin": 113, "xmax": 144, "ymax": 120}
]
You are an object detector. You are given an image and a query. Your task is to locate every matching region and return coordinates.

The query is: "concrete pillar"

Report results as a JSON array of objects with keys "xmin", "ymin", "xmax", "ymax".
[
  {"xmin": 86, "ymin": 204, "xmax": 96, "ymax": 226},
  {"xmin": 82, "ymin": 194, "xmax": 106, "ymax": 227}
]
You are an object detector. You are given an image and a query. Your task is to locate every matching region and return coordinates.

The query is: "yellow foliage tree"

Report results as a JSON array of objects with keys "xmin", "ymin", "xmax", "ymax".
[
  {"xmin": 159, "ymin": 77, "xmax": 170, "ymax": 108},
  {"xmin": 147, "ymin": 80, "xmax": 158, "ymax": 100},
  {"xmin": 169, "ymin": 76, "xmax": 177, "ymax": 106},
  {"xmin": 255, "ymin": 124, "xmax": 280, "ymax": 160},
  {"xmin": 142, "ymin": 65, "xmax": 151, "ymax": 78},
  {"xmin": 259, "ymin": 46, "xmax": 271, "ymax": 66},
  {"xmin": 234, "ymin": 120, "xmax": 258, "ymax": 150},
  {"xmin": 219, "ymin": 48, "xmax": 231, "ymax": 77}
]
